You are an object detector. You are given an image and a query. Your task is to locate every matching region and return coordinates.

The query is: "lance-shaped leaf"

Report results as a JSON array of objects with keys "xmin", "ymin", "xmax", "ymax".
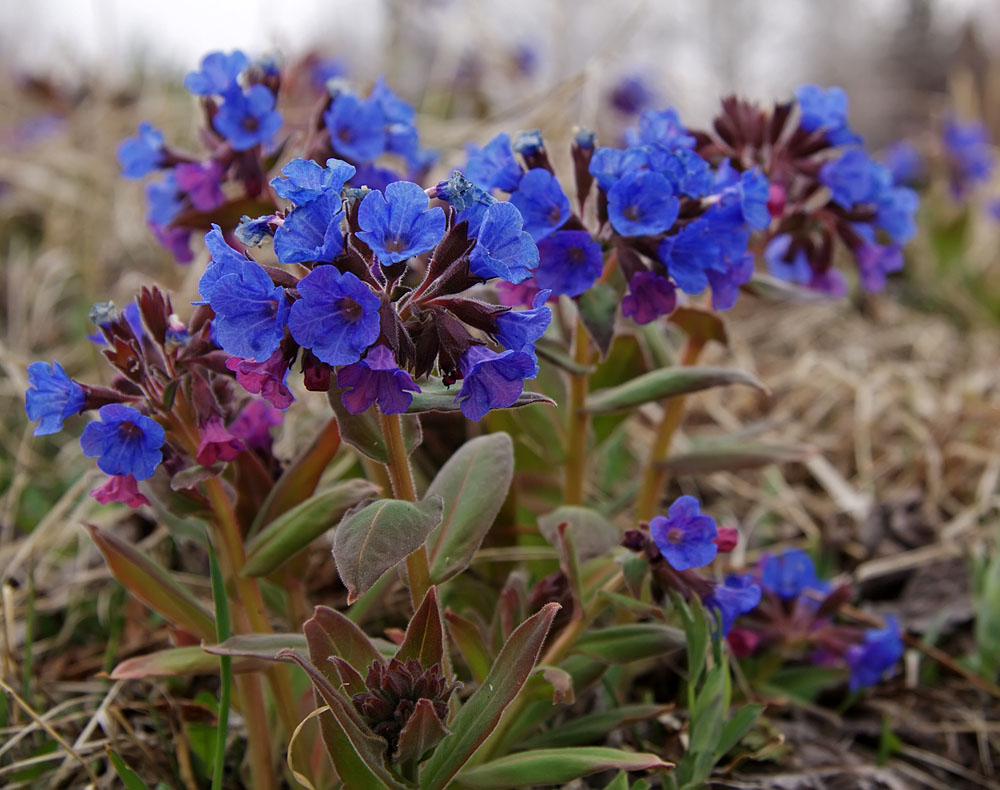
[
  {"xmin": 202, "ymin": 633, "xmax": 308, "ymax": 662},
  {"xmin": 537, "ymin": 506, "xmax": 619, "ymax": 562},
  {"xmin": 584, "ymin": 366, "xmax": 767, "ymax": 414},
  {"xmin": 278, "ymin": 650, "xmax": 410, "ymax": 790},
  {"xmin": 305, "ymin": 606, "xmax": 385, "ymax": 676},
  {"xmin": 395, "ymin": 698, "xmax": 451, "ymax": 766},
  {"xmin": 519, "ymin": 704, "xmax": 674, "ymax": 749},
  {"xmin": 327, "ymin": 387, "xmax": 422, "ymax": 463},
  {"xmin": 406, "ymin": 388, "xmax": 554, "ymax": 415},
  {"xmin": 243, "ymin": 480, "xmax": 379, "ymax": 577},
  {"xmin": 418, "ymin": 603, "xmax": 560, "ymax": 790},
  {"xmin": 251, "ymin": 416, "xmax": 343, "ymax": 534},
  {"xmin": 578, "ymin": 281, "xmax": 621, "ymax": 357},
  {"xmin": 453, "ymin": 747, "xmax": 671, "ymax": 788},
  {"xmin": 86, "ymin": 524, "xmax": 215, "ymax": 643},
  {"xmin": 668, "ymin": 306, "xmax": 728, "ymax": 347},
  {"xmin": 395, "ymin": 587, "xmax": 444, "ymax": 668},
  {"xmin": 445, "ymin": 611, "xmax": 493, "ymax": 685},
  {"xmin": 425, "ymin": 434, "xmax": 514, "ymax": 584},
  {"xmin": 110, "ymin": 646, "xmax": 262, "ymax": 679},
  {"xmin": 658, "ymin": 442, "xmax": 815, "ymax": 475},
  {"xmin": 574, "ymin": 623, "xmax": 685, "ymax": 664},
  {"xmin": 334, "ymin": 497, "xmax": 444, "ymax": 604},
  {"xmin": 331, "ymin": 656, "xmax": 369, "ymax": 697},
  {"xmin": 743, "ymin": 273, "xmax": 835, "ymax": 303}
]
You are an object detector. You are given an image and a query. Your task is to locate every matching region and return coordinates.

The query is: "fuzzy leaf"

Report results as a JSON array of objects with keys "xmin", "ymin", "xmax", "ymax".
[
  {"xmin": 395, "ymin": 586, "xmax": 444, "ymax": 668},
  {"xmin": 585, "ymin": 366, "xmax": 767, "ymax": 414},
  {"xmin": 743, "ymin": 273, "xmax": 835, "ymax": 303},
  {"xmin": 578, "ymin": 282, "xmax": 620, "ymax": 356},
  {"xmin": 445, "ymin": 610, "xmax": 493, "ymax": 685},
  {"xmin": 454, "ymin": 747, "xmax": 671, "ymax": 788},
  {"xmin": 659, "ymin": 442, "xmax": 815, "ymax": 475},
  {"xmin": 406, "ymin": 387, "xmax": 555, "ymax": 414},
  {"xmin": 668, "ymin": 306, "xmax": 728, "ymax": 346},
  {"xmin": 169, "ymin": 462, "xmax": 225, "ymax": 491},
  {"xmin": 394, "ymin": 698, "xmax": 450, "ymax": 765},
  {"xmin": 334, "ymin": 497, "xmax": 444, "ymax": 604},
  {"xmin": 243, "ymin": 480, "xmax": 379, "ymax": 576},
  {"xmin": 327, "ymin": 387, "xmax": 423, "ymax": 462},
  {"xmin": 110, "ymin": 646, "xmax": 260, "ymax": 679},
  {"xmin": 202, "ymin": 633, "xmax": 308, "ymax": 662},
  {"xmin": 520, "ymin": 704, "xmax": 673, "ymax": 749},
  {"xmin": 425, "ymin": 433, "xmax": 515, "ymax": 584},
  {"xmin": 86, "ymin": 524, "xmax": 215, "ymax": 643},
  {"xmin": 574, "ymin": 623, "xmax": 685, "ymax": 664},
  {"xmin": 537, "ymin": 506, "xmax": 620, "ymax": 561},
  {"xmin": 305, "ymin": 606, "xmax": 386, "ymax": 676},
  {"xmin": 418, "ymin": 603, "xmax": 560, "ymax": 790}
]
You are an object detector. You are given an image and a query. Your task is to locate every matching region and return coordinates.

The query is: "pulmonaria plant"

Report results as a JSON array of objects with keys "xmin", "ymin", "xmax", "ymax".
[
  {"xmin": 203, "ymin": 157, "xmax": 548, "ymax": 420},
  {"xmin": 117, "ymin": 50, "xmax": 436, "ymax": 262},
  {"xmin": 690, "ymin": 85, "xmax": 920, "ymax": 295},
  {"xmin": 727, "ymin": 549, "xmax": 904, "ymax": 691}
]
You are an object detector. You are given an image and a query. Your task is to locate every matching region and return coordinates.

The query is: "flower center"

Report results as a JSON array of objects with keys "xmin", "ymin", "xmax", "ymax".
[
  {"xmin": 567, "ymin": 246, "xmax": 586, "ymax": 265},
  {"xmin": 547, "ymin": 205, "xmax": 564, "ymax": 224},
  {"xmin": 241, "ymin": 115, "xmax": 260, "ymax": 133},
  {"xmin": 624, "ymin": 204, "xmax": 642, "ymax": 222},
  {"xmin": 337, "ymin": 125, "xmax": 354, "ymax": 144},
  {"xmin": 385, "ymin": 235, "xmax": 410, "ymax": 254},
  {"xmin": 337, "ymin": 296, "xmax": 363, "ymax": 323},
  {"xmin": 666, "ymin": 527, "xmax": 685, "ymax": 545},
  {"xmin": 117, "ymin": 421, "xmax": 143, "ymax": 441}
]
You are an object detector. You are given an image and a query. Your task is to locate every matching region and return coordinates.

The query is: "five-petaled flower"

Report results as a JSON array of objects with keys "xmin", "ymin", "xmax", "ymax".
[
  {"xmin": 25, "ymin": 361, "xmax": 86, "ymax": 436},
  {"xmin": 80, "ymin": 404, "xmax": 165, "ymax": 481},
  {"xmin": 649, "ymin": 495, "xmax": 719, "ymax": 571}
]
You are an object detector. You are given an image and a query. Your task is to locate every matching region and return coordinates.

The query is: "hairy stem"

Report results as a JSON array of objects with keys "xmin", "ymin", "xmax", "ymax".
[{"xmin": 564, "ymin": 315, "xmax": 592, "ymax": 505}]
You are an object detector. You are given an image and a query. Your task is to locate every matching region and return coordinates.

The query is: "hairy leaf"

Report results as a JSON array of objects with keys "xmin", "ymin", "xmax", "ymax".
[
  {"xmin": 454, "ymin": 747, "xmax": 671, "ymax": 788},
  {"xmin": 520, "ymin": 704, "xmax": 673, "ymax": 749},
  {"xmin": 537, "ymin": 506, "xmax": 619, "ymax": 561},
  {"xmin": 327, "ymin": 387, "xmax": 422, "ymax": 462},
  {"xmin": 395, "ymin": 586, "xmax": 444, "ymax": 668},
  {"xmin": 574, "ymin": 623, "xmax": 686, "ymax": 664},
  {"xmin": 585, "ymin": 367, "xmax": 767, "ymax": 414}
]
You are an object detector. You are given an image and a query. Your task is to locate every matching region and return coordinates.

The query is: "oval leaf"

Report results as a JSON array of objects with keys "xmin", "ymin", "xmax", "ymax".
[
  {"xmin": 578, "ymin": 281, "xmax": 621, "ymax": 357},
  {"xmin": 537, "ymin": 506, "xmax": 619, "ymax": 562},
  {"xmin": 425, "ymin": 433, "xmax": 515, "ymax": 584},
  {"xmin": 334, "ymin": 497, "xmax": 444, "ymax": 603},
  {"xmin": 455, "ymin": 747, "xmax": 672, "ymax": 788},
  {"xmin": 243, "ymin": 480, "xmax": 379, "ymax": 577},
  {"xmin": 585, "ymin": 366, "xmax": 767, "ymax": 414},
  {"xmin": 326, "ymin": 388, "xmax": 422, "ymax": 463}
]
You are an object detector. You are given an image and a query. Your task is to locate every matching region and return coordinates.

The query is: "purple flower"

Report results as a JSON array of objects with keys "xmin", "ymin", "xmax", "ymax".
[
  {"xmin": 199, "ymin": 227, "xmax": 290, "ymax": 361},
  {"xmin": 184, "ymin": 50, "xmax": 248, "ymax": 96},
  {"xmin": 610, "ymin": 74, "xmax": 656, "ymax": 115},
  {"xmin": 807, "ymin": 268, "xmax": 848, "ymax": 297},
  {"xmin": 25, "ymin": 361, "xmax": 85, "ymax": 435},
  {"xmin": 229, "ymin": 399, "xmax": 283, "ymax": 450},
  {"xmin": 943, "ymin": 117, "xmax": 995, "ymax": 194},
  {"xmin": 196, "ymin": 415, "xmax": 245, "ymax": 465},
  {"xmin": 288, "ymin": 266, "xmax": 381, "ymax": 366},
  {"xmin": 146, "ymin": 172, "xmax": 183, "ymax": 226},
  {"xmin": 649, "ymin": 495, "xmax": 718, "ymax": 571},
  {"xmin": 607, "ymin": 170, "xmax": 679, "ymax": 237},
  {"xmin": 464, "ymin": 133, "xmax": 523, "ymax": 193},
  {"xmin": 707, "ymin": 253, "xmax": 754, "ymax": 311},
  {"xmin": 856, "ymin": 242, "xmax": 904, "ymax": 292},
  {"xmin": 80, "ymin": 404, "xmax": 165, "ymax": 481},
  {"xmin": 270, "ymin": 157, "xmax": 356, "ymax": 206},
  {"xmin": 324, "ymin": 93, "xmax": 387, "ymax": 163},
  {"xmin": 535, "ymin": 230, "xmax": 603, "ymax": 297},
  {"xmin": 117, "ymin": 122, "xmax": 165, "ymax": 179},
  {"xmin": 621, "ymin": 271, "xmax": 676, "ymax": 324},
  {"xmin": 336, "ymin": 344, "xmax": 421, "ymax": 415},
  {"xmin": 509, "ymin": 169, "xmax": 570, "ymax": 241},
  {"xmin": 274, "ymin": 192, "xmax": 345, "ymax": 264},
  {"xmin": 357, "ymin": 180, "xmax": 445, "ymax": 265},
  {"xmin": 175, "ymin": 161, "xmax": 225, "ymax": 212},
  {"xmin": 705, "ymin": 574, "xmax": 763, "ymax": 635},
  {"xmin": 226, "ymin": 352, "xmax": 294, "ymax": 409},
  {"xmin": 468, "ymin": 201, "xmax": 539, "ymax": 284},
  {"xmin": 764, "ymin": 234, "xmax": 811, "ymax": 285},
  {"xmin": 455, "ymin": 345, "xmax": 537, "ymax": 421},
  {"xmin": 151, "ymin": 223, "xmax": 193, "ymax": 263},
  {"xmin": 845, "ymin": 616, "xmax": 904, "ymax": 690},
  {"xmin": 759, "ymin": 549, "xmax": 828, "ymax": 599},
  {"xmin": 213, "ymin": 85, "xmax": 283, "ymax": 151},
  {"xmin": 495, "ymin": 291, "xmax": 551, "ymax": 354},
  {"xmin": 90, "ymin": 475, "xmax": 150, "ymax": 508}
]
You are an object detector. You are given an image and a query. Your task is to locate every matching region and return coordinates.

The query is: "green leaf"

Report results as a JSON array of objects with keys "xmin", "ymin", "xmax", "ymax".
[
  {"xmin": 110, "ymin": 646, "xmax": 258, "ymax": 679},
  {"xmin": 574, "ymin": 623, "xmax": 685, "ymax": 664},
  {"xmin": 585, "ymin": 366, "xmax": 766, "ymax": 414},
  {"xmin": 445, "ymin": 610, "xmax": 493, "ymax": 685},
  {"xmin": 659, "ymin": 442, "xmax": 814, "ymax": 475},
  {"xmin": 395, "ymin": 586, "xmax": 444, "ymax": 668},
  {"xmin": 537, "ymin": 506, "xmax": 619, "ymax": 561},
  {"xmin": 107, "ymin": 748, "xmax": 152, "ymax": 790},
  {"xmin": 454, "ymin": 747, "xmax": 671, "ymax": 788},
  {"xmin": 603, "ymin": 771, "xmax": 630, "ymax": 790},
  {"xmin": 243, "ymin": 480, "xmax": 379, "ymax": 577},
  {"xmin": 743, "ymin": 273, "xmax": 835, "ymax": 303},
  {"xmin": 520, "ymin": 704, "xmax": 673, "ymax": 749},
  {"xmin": 408, "ymin": 386, "xmax": 555, "ymax": 414},
  {"xmin": 418, "ymin": 603, "xmax": 560, "ymax": 790},
  {"xmin": 86, "ymin": 524, "xmax": 215, "ymax": 643},
  {"xmin": 715, "ymin": 704, "xmax": 762, "ymax": 760},
  {"xmin": 578, "ymin": 282, "xmax": 621, "ymax": 356},
  {"xmin": 425, "ymin": 434, "xmax": 515, "ymax": 584},
  {"xmin": 334, "ymin": 497, "xmax": 444, "ymax": 603},
  {"xmin": 304, "ymin": 606, "xmax": 385, "ymax": 676},
  {"xmin": 202, "ymin": 632, "xmax": 308, "ymax": 662},
  {"xmin": 327, "ymin": 387, "xmax": 423, "ymax": 463}
]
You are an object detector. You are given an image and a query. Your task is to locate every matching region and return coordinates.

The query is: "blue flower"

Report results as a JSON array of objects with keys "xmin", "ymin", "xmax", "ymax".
[
  {"xmin": 535, "ymin": 230, "xmax": 603, "ymax": 297},
  {"xmin": 705, "ymin": 574, "xmax": 763, "ymax": 635},
  {"xmin": 357, "ymin": 180, "xmax": 445, "ymax": 265},
  {"xmin": 352, "ymin": 163, "xmax": 405, "ymax": 193},
  {"xmin": 856, "ymin": 242, "xmax": 904, "ymax": 292},
  {"xmin": 845, "ymin": 616, "xmax": 904, "ymax": 690},
  {"xmin": 649, "ymin": 147, "xmax": 714, "ymax": 197},
  {"xmin": 25, "ymin": 361, "xmax": 86, "ymax": 436},
  {"xmin": 80, "ymin": 404, "xmax": 165, "ymax": 480},
  {"xmin": 236, "ymin": 214, "xmax": 276, "ymax": 246},
  {"xmin": 795, "ymin": 84, "xmax": 860, "ymax": 145},
  {"xmin": 199, "ymin": 226, "xmax": 289, "ymax": 361},
  {"xmin": 274, "ymin": 193, "xmax": 345, "ymax": 264},
  {"xmin": 288, "ymin": 266, "xmax": 381, "ymax": 366},
  {"xmin": 495, "ymin": 291, "xmax": 551, "ymax": 354},
  {"xmin": 873, "ymin": 179, "xmax": 919, "ymax": 243},
  {"xmin": 512, "ymin": 129, "xmax": 545, "ymax": 157},
  {"xmin": 509, "ymin": 169, "xmax": 570, "ymax": 241},
  {"xmin": 175, "ymin": 161, "xmax": 225, "ymax": 212},
  {"xmin": 336, "ymin": 344, "xmax": 420, "ymax": 415},
  {"xmin": 764, "ymin": 234, "xmax": 811, "ymax": 284},
  {"xmin": 117, "ymin": 122, "xmax": 165, "ymax": 179},
  {"xmin": 943, "ymin": 117, "xmax": 995, "ymax": 193},
  {"xmin": 819, "ymin": 149, "xmax": 879, "ymax": 208},
  {"xmin": 213, "ymin": 85, "xmax": 283, "ymax": 151},
  {"xmin": 465, "ymin": 133, "xmax": 523, "ymax": 193},
  {"xmin": 145, "ymin": 172, "xmax": 183, "ymax": 226},
  {"xmin": 434, "ymin": 171, "xmax": 497, "ymax": 230},
  {"xmin": 759, "ymin": 550, "xmax": 828, "ymax": 599},
  {"xmin": 610, "ymin": 74, "xmax": 657, "ymax": 115},
  {"xmin": 659, "ymin": 218, "xmax": 724, "ymax": 295},
  {"xmin": 736, "ymin": 168, "xmax": 771, "ymax": 229},
  {"xmin": 270, "ymin": 157, "xmax": 356, "ymax": 206},
  {"xmin": 649, "ymin": 495, "xmax": 719, "ymax": 571},
  {"xmin": 324, "ymin": 93, "xmax": 387, "ymax": 163},
  {"xmin": 454, "ymin": 345, "xmax": 537, "ymax": 421},
  {"xmin": 588, "ymin": 146, "xmax": 651, "ymax": 191},
  {"xmin": 468, "ymin": 201, "xmax": 539, "ymax": 283},
  {"xmin": 707, "ymin": 252, "xmax": 754, "ymax": 311},
  {"xmin": 621, "ymin": 271, "xmax": 676, "ymax": 324},
  {"xmin": 184, "ymin": 50, "xmax": 248, "ymax": 96},
  {"xmin": 634, "ymin": 107, "xmax": 695, "ymax": 149},
  {"xmin": 608, "ymin": 170, "xmax": 679, "ymax": 237},
  {"xmin": 882, "ymin": 141, "xmax": 923, "ymax": 185},
  {"xmin": 370, "ymin": 77, "xmax": 421, "ymax": 161}
]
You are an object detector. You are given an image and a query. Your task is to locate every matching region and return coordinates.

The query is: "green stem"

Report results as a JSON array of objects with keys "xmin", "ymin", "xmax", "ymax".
[{"xmin": 564, "ymin": 315, "xmax": 591, "ymax": 506}]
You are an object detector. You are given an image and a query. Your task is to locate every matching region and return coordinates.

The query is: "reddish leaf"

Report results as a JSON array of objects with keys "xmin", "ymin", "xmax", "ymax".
[
  {"xmin": 395, "ymin": 586, "xmax": 444, "ymax": 669},
  {"xmin": 394, "ymin": 698, "xmax": 450, "ymax": 766}
]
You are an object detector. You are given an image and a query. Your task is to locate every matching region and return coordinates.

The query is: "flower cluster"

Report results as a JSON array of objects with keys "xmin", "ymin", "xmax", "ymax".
[
  {"xmin": 25, "ymin": 288, "xmax": 284, "ymax": 507},
  {"xmin": 117, "ymin": 50, "xmax": 435, "ymax": 262},
  {"xmin": 205, "ymin": 158, "xmax": 549, "ymax": 420},
  {"xmin": 623, "ymin": 496, "xmax": 762, "ymax": 633},
  {"xmin": 942, "ymin": 116, "xmax": 995, "ymax": 200},
  {"xmin": 726, "ymin": 549, "xmax": 904, "ymax": 691},
  {"xmin": 457, "ymin": 116, "xmax": 768, "ymax": 324},
  {"xmin": 691, "ymin": 85, "xmax": 920, "ymax": 295}
]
